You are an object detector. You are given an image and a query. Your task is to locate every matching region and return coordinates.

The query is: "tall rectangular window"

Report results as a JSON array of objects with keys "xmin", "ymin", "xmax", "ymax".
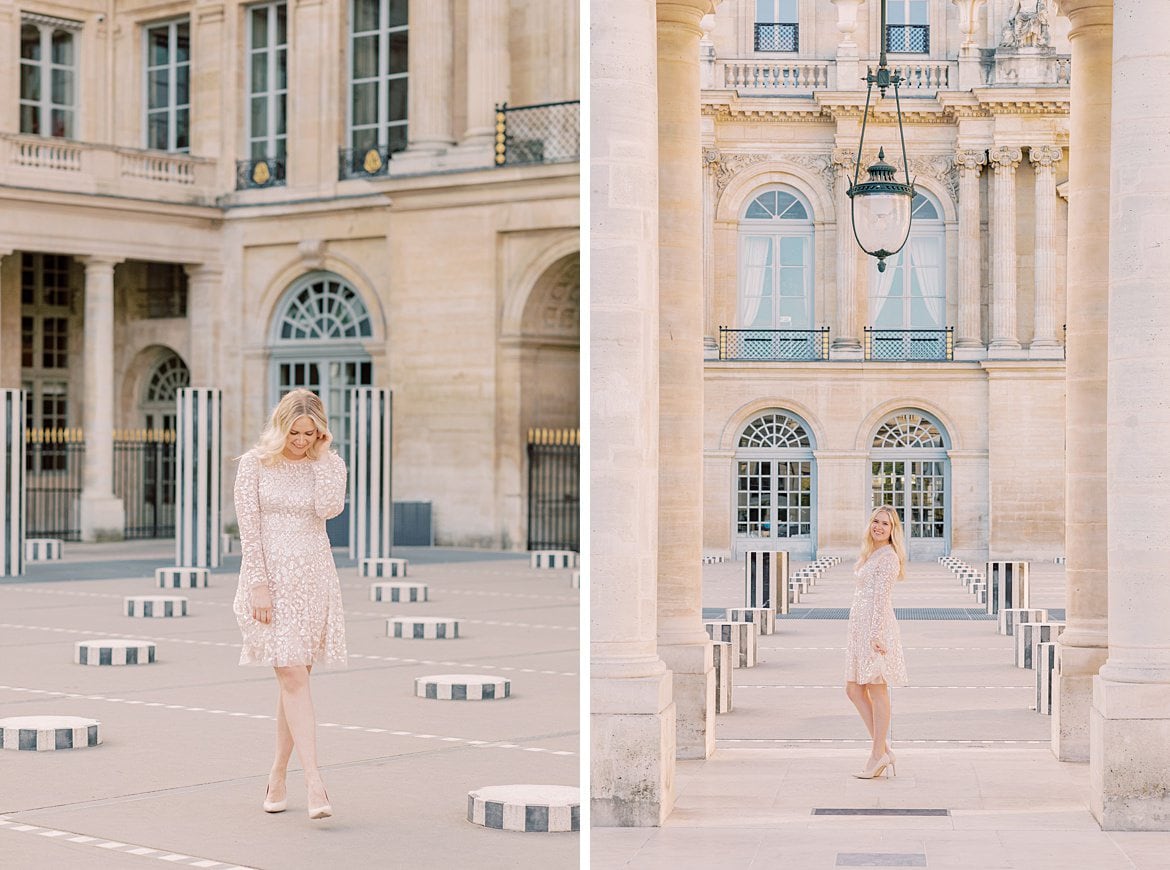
[
  {"xmin": 247, "ymin": 2, "xmax": 288, "ymax": 162},
  {"xmin": 145, "ymin": 20, "xmax": 191, "ymax": 152},
  {"xmin": 754, "ymin": 0, "xmax": 798, "ymax": 52},
  {"xmin": 20, "ymin": 18, "xmax": 79, "ymax": 138},
  {"xmin": 886, "ymin": 0, "xmax": 929, "ymax": 53},
  {"xmin": 349, "ymin": 0, "xmax": 408, "ymax": 159}
]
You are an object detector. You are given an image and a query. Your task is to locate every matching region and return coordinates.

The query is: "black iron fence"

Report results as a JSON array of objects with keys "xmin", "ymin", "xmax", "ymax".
[
  {"xmin": 26, "ymin": 428, "xmax": 84, "ymax": 541},
  {"xmin": 114, "ymin": 429, "xmax": 177, "ymax": 539},
  {"xmin": 236, "ymin": 157, "xmax": 287, "ymax": 189},
  {"xmin": 886, "ymin": 24, "xmax": 930, "ymax": 53},
  {"xmin": 527, "ymin": 428, "xmax": 580, "ymax": 552},
  {"xmin": 864, "ymin": 327, "xmax": 954, "ymax": 361},
  {"xmin": 338, "ymin": 145, "xmax": 395, "ymax": 180},
  {"xmin": 495, "ymin": 100, "xmax": 580, "ymax": 167},
  {"xmin": 719, "ymin": 327, "xmax": 830, "ymax": 361},
  {"xmin": 754, "ymin": 22, "xmax": 799, "ymax": 52}
]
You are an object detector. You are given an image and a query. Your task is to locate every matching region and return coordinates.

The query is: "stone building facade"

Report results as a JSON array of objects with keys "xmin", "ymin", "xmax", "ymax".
[{"xmin": 0, "ymin": 0, "xmax": 580, "ymax": 548}]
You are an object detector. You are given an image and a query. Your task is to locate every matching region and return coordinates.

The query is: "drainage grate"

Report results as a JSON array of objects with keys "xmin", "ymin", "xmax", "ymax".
[
  {"xmin": 837, "ymin": 854, "xmax": 927, "ymax": 867},
  {"xmin": 814, "ymin": 808, "xmax": 949, "ymax": 816},
  {"xmin": 781, "ymin": 608, "xmax": 994, "ymax": 621}
]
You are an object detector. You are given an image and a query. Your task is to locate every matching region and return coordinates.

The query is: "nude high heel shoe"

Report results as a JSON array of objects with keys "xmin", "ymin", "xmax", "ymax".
[
  {"xmin": 307, "ymin": 783, "xmax": 332, "ymax": 820},
  {"xmin": 262, "ymin": 784, "xmax": 288, "ymax": 813},
  {"xmin": 852, "ymin": 752, "xmax": 894, "ymax": 779}
]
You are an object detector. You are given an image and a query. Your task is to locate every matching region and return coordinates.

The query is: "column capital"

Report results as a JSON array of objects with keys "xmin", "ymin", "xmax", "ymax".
[
  {"xmin": 1054, "ymin": 0, "xmax": 1112, "ymax": 32},
  {"xmin": 989, "ymin": 146, "xmax": 1022, "ymax": 170},
  {"xmin": 656, "ymin": 0, "xmax": 716, "ymax": 28},
  {"xmin": 1029, "ymin": 145, "xmax": 1064, "ymax": 168},
  {"xmin": 954, "ymin": 148, "xmax": 987, "ymax": 176},
  {"xmin": 79, "ymin": 255, "xmax": 124, "ymax": 273},
  {"xmin": 183, "ymin": 262, "xmax": 225, "ymax": 282}
]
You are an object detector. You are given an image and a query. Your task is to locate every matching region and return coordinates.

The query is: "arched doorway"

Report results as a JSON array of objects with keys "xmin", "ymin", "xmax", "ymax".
[
  {"xmin": 869, "ymin": 409, "xmax": 950, "ymax": 560},
  {"xmin": 733, "ymin": 409, "xmax": 816, "ymax": 560}
]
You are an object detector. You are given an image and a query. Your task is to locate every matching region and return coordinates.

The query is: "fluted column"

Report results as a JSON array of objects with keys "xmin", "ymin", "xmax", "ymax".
[
  {"xmin": 831, "ymin": 148, "xmax": 862, "ymax": 354},
  {"xmin": 1091, "ymin": 0, "xmax": 1170, "ymax": 829},
  {"xmin": 79, "ymin": 256, "xmax": 125, "ymax": 541},
  {"xmin": 406, "ymin": 0, "xmax": 454, "ymax": 154},
  {"xmin": 1053, "ymin": 0, "xmax": 1111, "ymax": 765},
  {"xmin": 462, "ymin": 0, "xmax": 509, "ymax": 147},
  {"xmin": 1030, "ymin": 145, "xmax": 1063, "ymax": 355},
  {"xmin": 988, "ymin": 146, "xmax": 1022, "ymax": 355},
  {"xmin": 954, "ymin": 148, "xmax": 986, "ymax": 353},
  {"xmin": 591, "ymin": 0, "xmax": 676, "ymax": 827},
  {"xmin": 657, "ymin": 0, "xmax": 715, "ymax": 762}
]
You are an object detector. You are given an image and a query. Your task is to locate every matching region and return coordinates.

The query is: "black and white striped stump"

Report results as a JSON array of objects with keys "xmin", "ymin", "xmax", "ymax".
[
  {"xmin": 156, "ymin": 567, "xmax": 209, "ymax": 589},
  {"xmin": 360, "ymin": 557, "xmax": 409, "ymax": 578},
  {"xmin": 75, "ymin": 639, "xmax": 157, "ymax": 666},
  {"xmin": 24, "ymin": 538, "xmax": 63, "ymax": 561},
  {"xmin": 124, "ymin": 595, "xmax": 188, "ymax": 618},
  {"xmin": 1035, "ymin": 641, "xmax": 1060, "ymax": 714},
  {"xmin": 530, "ymin": 551, "xmax": 578, "ymax": 569},
  {"xmin": 985, "ymin": 560, "xmax": 1030, "ymax": 615},
  {"xmin": 1054, "ymin": 555, "xmax": 1066, "ymax": 564},
  {"xmin": 348, "ymin": 387, "xmax": 394, "ymax": 563},
  {"xmin": 744, "ymin": 550, "xmax": 788, "ymax": 615},
  {"xmin": 999, "ymin": 607, "xmax": 1049, "ymax": 636},
  {"xmin": 369, "ymin": 582, "xmax": 428, "ymax": 603},
  {"xmin": 704, "ymin": 621, "xmax": 757, "ymax": 668},
  {"xmin": 1, "ymin": 716, "xmax": 101, "ymax": 751},
  {"xmin": 712, "ymin": 640, "xmax": 732, "ymax": 713},
  {"xmin": 0, "ymin": 390, "xmax": 26, "ymax": 578},
  {"xmin": 175, "ymin": 388, "xmax": 222, "ymax": 569},
  {"xmin": 1015, "ymin": 622, "xmax": 1065, "ymax": 669},
  {"xmin": 728, "ymin": 607, "xmax": 775, "ymax": 636},
  {"xmin": 792, "ymin": 578, "xmax": 811, "ymax": 594},
  {"xmin": 387, "ymin": 616, "xmax": 460, "ymax": 639},
  {"xmin": 970, "ymin": 583, "xmax": 987, "ymax": 606},
  {"xmin": 702, "ymin": 555, "xmax": 725, "ymax": 564},
  {"xmin": 789, "ymin": 582, "xmax": 801, "ymax": 606},
  {"xmin": 415, "ymin": 675, "xmax": 510, "ymax": 700},
  {"xmin": 570, "ymin": 570, "xmax": 580, "ymax": 589},
  {"xmin": 466, "ymin": 785, "xmax": 579, "ymax": 833}
]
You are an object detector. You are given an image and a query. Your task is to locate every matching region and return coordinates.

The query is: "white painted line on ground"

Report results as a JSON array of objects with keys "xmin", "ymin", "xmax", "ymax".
[
  {"xmin": 736, "ymin": 685, "xmax": 1033, "ymax": 690},
  {"xmin": 0, "ymin": 817, "xmax": 250, "ymax": 867},
  {"xmin": 342, "ymin": 583, "xmax": 577, "ymax": 602},
  {"xmin": 719, "ymin": 738, "xmax": 1050, "ymax": 745}
]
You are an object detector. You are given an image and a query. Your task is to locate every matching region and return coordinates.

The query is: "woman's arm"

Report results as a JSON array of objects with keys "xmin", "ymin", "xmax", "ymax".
[
  {"xmin": 234, "ymin": 452, "xmax": 269, "ymax": 591},
  {"xmin": 312, "ymin": 451, "xmax": 348, "ymax": 519},
  {"xmin": 869, "ymin": 549, "xmax": 898, "ymax": 646}
]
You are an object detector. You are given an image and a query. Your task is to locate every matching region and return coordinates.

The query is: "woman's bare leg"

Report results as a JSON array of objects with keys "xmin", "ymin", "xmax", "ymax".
[
  {"xmin": 845, "ymin": 681, "xmax": 875, "ymax": 742},
  {"xmin": 274, "ymin": 665, "xmax": 327, "ymax": 806},
  {"xmin": 867, "ymin": 681, "xmax": 891, "ymax": 763},
  {"xmin": 267, "ymin": 691, "xmax": 294, "ymax": 801}
]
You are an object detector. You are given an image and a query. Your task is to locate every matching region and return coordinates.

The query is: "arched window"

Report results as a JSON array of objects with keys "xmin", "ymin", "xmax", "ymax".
[
  {"xmin": 738, "ymin": 188, "xmax": 814, "ymax": 331},
  {"xmin": 734, "ymin": 410, "xmax": 816, "ymax": 557},
  {"xmin": 870, "ymin": 192, "xmax": 946, "ymax": 330},
  {"xmin": 141, "ymin": 352, "xmax": 189, "ymax": 430},
  {"xmin": 870, "ymin": 409, "xmax": 949, "ymax": 559}
]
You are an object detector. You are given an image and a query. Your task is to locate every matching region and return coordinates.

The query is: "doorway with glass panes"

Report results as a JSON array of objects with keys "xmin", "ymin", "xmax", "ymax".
[
  {"xmin": 733, "ymin": 410, "xmax": 816, "ymax": 560},
  {"xmin": 869, "ymin": 409, "xmax": 950, "ymax": 560}
]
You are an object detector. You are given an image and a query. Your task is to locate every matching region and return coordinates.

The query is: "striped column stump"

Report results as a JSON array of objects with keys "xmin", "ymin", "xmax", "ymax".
[
  {"xmin": 24, "ymin": 538, "xmax": 63, "ymax": 561},
  {"xmin": 360, "ymin": 557, "xmax": 409, "ymax": 578},
  {"xmin": 466, "ymin": 785, "xmax": 579, "ymax": 833},
  {"xmin": 970, "ymin": 584, "xmax": 987, "ymax": 606},
  {"xmin": 415, "ymin": 674, "xmax": 510, "ymax": 700},
  {"xmin": 789, "ymin": 583, "xmax": 801, "ymax": 606},
  {"xmin": 1015, "ymin": 622, "xmax": 1065, "ymax": 669},
  {"xmin": 727, "ymin": 607, "xmax": 775, "ymax": 636},
  {"xmin": 156, "ymin": 567, "xmax": 209, "ymax": 589},
  {"xmin": 1035, "ymin": 641, "xmax": 1060, "ymax": 714},
  {"xmin": 712, "ymin": 640, "xmax": 733, "ymax": 713},
  {"xmin": 387, "ymin": 616, "xmax": 459, "ymax": 639},
  {"xmin": 999, "ymin": 607, "xmax": 1049, "ymax": 636},
  {"xmin": 570, "ymin": 570, "xmax": 580, "ymax": 589},
  {"xmin": 704, "ymin": 621, "xmax": 757, "ymax": 668},
  {"xmin": 124, "ymin": 595, "xmax": 188, "ymax": 618},
  {"xmin": 220, "ymin": 534, "xmax": 236, "ymax": 555},
  {"xmin": 702, "ymin": 555, "xmax": 725, "ymax": 564},
  {"xmin": 1, "ymin": 716, "xmax": 101, "ymax": 751},
  {"xmin": 792, "ymin": 578, "xmax": 811, "ymax": 595},
  {"xmin": 75, "ymin": 639, "xmax": 156, "ymax": 666},
  {"xmin": 369, "ymin": 582, "xmax": 428, "ymax": 603},
  {"xmin": 530, "ymin": 551, "xmax": 578, "ymax": 569},
  {"xmin": 1054, "ymin": 555, "xmax": 1067, "ymax": 564},
  {"xmin": 744, "ymin": 550, "xmax": 788, "ymax": 615},
  {"xmin": 985, "ymin": 560, "xmax": 1030, "ymax": 615}
]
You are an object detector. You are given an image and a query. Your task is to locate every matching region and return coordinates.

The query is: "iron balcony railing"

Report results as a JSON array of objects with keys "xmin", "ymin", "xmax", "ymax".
[
  {"xmin": 236, "ymin": 156, "xmax": 286, "ymax": 190},
  {"xmin": 719, "ymin": 327, "xmax": 830, "ymax": 362},
  {"xmin": 495, "ymin": 100, "xmax": 580, "ymax": 167},
  {"xmin": 864, "ymin": 327, "xmax": 954, "ymax": 361},
  {"xmin": 886, "ymin": 23, "xmax": 930, "ymax": 53},
  {"xmin": 753, "ymin": 22, "xmax": 799, "ymax": 52},
  {"xmin": 338, "ymin": 145, "xmax": 396, "ymax": 180}
]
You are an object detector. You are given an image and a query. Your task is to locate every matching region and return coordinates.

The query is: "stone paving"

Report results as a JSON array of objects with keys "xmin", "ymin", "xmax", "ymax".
[
  {"xmin": 0, "ymin": 541, "xmax": 579, "ymax": 869},
  {"xmin": 593, "ymin": 558, "xmax": 1170, "ymax": 870}
]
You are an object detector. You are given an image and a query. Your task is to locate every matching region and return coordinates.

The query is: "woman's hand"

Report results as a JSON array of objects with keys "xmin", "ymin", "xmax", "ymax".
[
  {"xmin": 251, "ymin": 585, "xmax": 274, "ymax": 625},
  {"xmin": 872, "ymin": 639, "xmax": 887, "ymax": 656},
  {"xmin": 318, "ymin": 430, "xmax": 333, "ymax": 450}
]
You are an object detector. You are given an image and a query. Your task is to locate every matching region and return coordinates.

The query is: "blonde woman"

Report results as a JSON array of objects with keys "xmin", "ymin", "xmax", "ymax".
[
  {"xmin": 232, "ymin": 389, "xmax": 348, "ymax": 819},
  {"xmin": 844, "ymin": 505, "xmax": 908, "ymax": 779}
]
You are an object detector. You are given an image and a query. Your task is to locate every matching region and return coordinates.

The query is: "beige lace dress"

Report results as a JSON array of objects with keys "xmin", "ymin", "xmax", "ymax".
[
  {"xmin": 844, "ymin": 545, "xmax": 908, "ymax": 686},
  {"xmin": 232, "ymin": 449, "xmax": 348, "ymax": 669}
]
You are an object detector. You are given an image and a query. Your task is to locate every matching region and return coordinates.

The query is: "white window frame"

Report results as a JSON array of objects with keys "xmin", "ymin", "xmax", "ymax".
[
  {"xmin": 245, "ymin": 1, "xmax": 288, "ymax": 161},
  {"xmin": 20, "ymin": 15, "xmax": 81, "ymax": 139},
  {"xmin": 144, "ymin": 18, "xmax": 191, "ymax": 153},
  {"xmin": 738, "ymin": 189, "xmax": 815, "ymax": 331},
  {"xmin": 348, "ymin": 0, "xmax": 408, "ymax": 155},
  {"xmin": 869, "ymin": 192, "xmax": 946, "ymax": 330},
  {"xmin": 885, "ymin": 0, "xmax": 930, "ymax": 54}
]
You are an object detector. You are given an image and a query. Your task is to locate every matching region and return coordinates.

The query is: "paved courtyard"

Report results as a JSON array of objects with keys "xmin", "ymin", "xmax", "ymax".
[
  {"xmin": 0, "ymin": 541, "xmax": 580, "ymax": 869},
  {"xmin": 593, "ymin": 558, "xmax": 1170, "ymax": 870}
]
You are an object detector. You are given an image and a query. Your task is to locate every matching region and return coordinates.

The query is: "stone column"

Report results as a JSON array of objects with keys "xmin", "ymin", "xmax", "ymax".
[
  {"xmin": 656, "ymin": 0, "xmax": 715, "ymax": 763},
  {"xmin": 406, "ymin": 0, "xmax": 454, "ymax": 154},
  {"xmin": 1053, "ymin": 0, "xmax": 1111, "ymax": 765},
  {"xmin": 1030, "ymin": 145, "xmax": 1063, "ymax": 356},
  {"xmin": 79, "ymin": 256, "xmax": 125, "ymax": 540},
  {"xmin": 591, "ymin": 0, "xmax": 676, "ymax": 827},
  {"xmin": 988, "ymin": 146, "xmax": 1022, "ymax": 355},
  {"xmin": 831, "ymin": 148, "xmax": 862, "ymax": 356},
  {"xmin": 954, "ymin": 148, "xmax": 986, "ymax": 355},
  {"xmin": 1091, "ymin": 0, "xmax": 1170, "ymax": 830},
  {"xmin": 185, "ymin": 265, "xmax": 222, "ymax": 387},
  {"xmin": 461, "ymin": 0, "xmax": 509, "ymax": 148}
]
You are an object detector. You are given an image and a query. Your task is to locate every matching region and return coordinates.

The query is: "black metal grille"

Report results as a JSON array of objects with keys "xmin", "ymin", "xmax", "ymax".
[
  {"xmin": 886, "ymin": 24, "xmax": 930, "ymax": 53},
  {"xmin": 527, "ymin": 428, "xmax": 579, "ymax": 551},
  {"xmin": 236, "ymin": 157, "xmax": 287, "ymax": 189},
  {"xmin": 864, "ymin": 328, "xmax": 953, "ymax": 361},
  {"xmin": 720, "ymin": 327, "xmax": 830, "ymax": 361},
  {"xmin": 495, "ymin": 100, "xmax": 580, "ymax": 167},
  {"xmin": 26, "ymin": 429, "xmax": 83, "ymax": 541},
  {"xmin": 338, "ymin": 146, "xmax": 395, "ymax": 180},
  {"xmin": 754, "ymin": 22, "xmax": 799, "ymax": 52},
  {"xmin": 114, "ymin": 431, "xmax": 177, "ymax": 539}
]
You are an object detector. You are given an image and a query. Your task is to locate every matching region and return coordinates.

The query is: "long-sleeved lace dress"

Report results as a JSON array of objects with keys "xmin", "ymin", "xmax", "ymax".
[
  {"xmin": 844, "ymin": 545, "xmax": 908, "ymax": 686},
  {"xmin": 232, "ymin": 449, "xmax": 349, "ymax": 669}
]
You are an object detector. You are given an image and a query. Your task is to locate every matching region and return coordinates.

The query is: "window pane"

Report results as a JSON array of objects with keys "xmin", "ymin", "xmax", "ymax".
[
  {"xmin": 778, "ymin": 236, "xmax": 804, "ymax": 266},
  {"xmin": 352, "ymin": 81, "xmax": 377, "ymax": 127},
  {"xmin": 51, "ymin": 30, "xmax": 73, "ymax": 65},
  {"xmin": 745, "ymin": 198, "xmax": 771, "ymax": 220},
  {"xmin": 176, "ymin": 61, "xmax": 189, "ymax": 106},
  {"xmin": 276, "ymin": 48, "xmax": 288, "ymax": 90},
  {"xmin": 250, "ymin": 139, "xmax": 267, "ymax": 160},
  {"xmin": 388, "ymin": 30, "xmax": 407, "ymax": 74},
  {"xmin": 276, "ymin": 3, "xmax": 287, "ymax": 45},
  {"xmin": 149, "ymin": 28, "xmax": 170, "ymax": 67},
  {"xmin": 275, "ymin": 134, "xmax": 287, "ymax": 159},
  {"xmin": 19, "ymin": 102, "xmax": 39, "ymax": 134},
  {"xmin": 20, "ymin": 65, "xmax": 40, "ymax": 101},
  {"xmin": 351, "ymin": 126, "xmax": 377, "ymax": 155},
  {"xmin": 251, "ymin": 51, "xmax": 268, "ymax": 94},
  {"xmin": 148, "ymin": 69, "xmax": 169, "ymax": 110},
  {"xmin": 388, "ymin": 0, "xmax": 407, "ymax": 28},
  {"xmin": 353, "ymin": 35, "xmax": 378, "ymax": 79},
  {"xmin": 353, "ymin": 0, "xmax": 379, "ymax": 33},
  {"xmin": 176, "ymin": 23, "xmax": 190, "ymax": 63},
  {"xmin": 388, "ymin": 123, "xmax": 407, "ymax": 153},
  {"xmin": 51, "ymin": 68, "xmax": 73, "ymax": 106},
  {"xmin": 388, "ymin": 78, "xmax": 407, "ymax": 122},
  {"xmin": 251, "ymin": 95, "xmax": 268, "ymax": 137},
  {"xmin": 51, "ymin": 108, "xmax": 73, "ymax": 139},
  {"xmin": 148, "ymin": 112, "xmax": 169, "ymax": 150},
  {"xmin": 756, "ymin": 0, "xmax": 773, "ymax": 22},
  {"xmin": 251, "ymin": 7, "xmax": 268, "ymax": 49},
  {"xmin": 275, "ymin": 93, "xmax": 287, "ymax": 136},
  {"xmin": 175, "ymin": 108, "xmax": 189, "ymax": 150}
]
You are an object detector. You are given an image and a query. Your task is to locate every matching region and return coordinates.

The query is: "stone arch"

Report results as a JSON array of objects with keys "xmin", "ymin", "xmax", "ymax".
[
  {"xmin": 257, "ymin": 250, "xmax": 386, "ymax": 346},
  {"xmin": 720, "ymin": 396, "xmax": 827, "ymax": 452},
  {"xmin": 502, "ymin": 232, "xmax": 581, "ymax": 338},
  {"xmin": 854, "ymin": 399, "xmax": 961, "ymax": 452},
  {"xmin": 120, "ymin": 345, "xmax": 189, "ymax": 428},
  {"xmin": 716, "ymin": 163, "xmax": 835, "ymax": 224}
]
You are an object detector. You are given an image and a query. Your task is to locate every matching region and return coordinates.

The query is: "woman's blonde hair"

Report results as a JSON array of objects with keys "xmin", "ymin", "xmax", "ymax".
[
  {"xmin": 252, "ymin": 389, "xmax": 332, "ymax": 466},
  {"xmin": 855, "ymin": 504, "xmax": 907, "ymax": 580}
]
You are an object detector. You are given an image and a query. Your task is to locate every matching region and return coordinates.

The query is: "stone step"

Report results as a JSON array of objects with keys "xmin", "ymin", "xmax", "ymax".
[
  {"xmin": 75, "ymin": 639, "xmax": 157, "ymax": 666},
  {"xmin": 369, "ymin": 582, "xmax": 428, "ymax": 603},
  {"xmin": 387, "ymin": 616, "xmax": 460, "ymax": 639},
  {"xmin": 124, "ymin": 595, "xmax": 188, "ymax": 618},
  {"xmin": 0, "ymin": 716, "xmax": 101, "ymax": 751},
  {"xmin": 466, "ymin": 784, "xmax": 579, "ymax": 833},
  {"xmin": 415, "ymin": 674, "xmax": 510, "ymax": 700}
]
